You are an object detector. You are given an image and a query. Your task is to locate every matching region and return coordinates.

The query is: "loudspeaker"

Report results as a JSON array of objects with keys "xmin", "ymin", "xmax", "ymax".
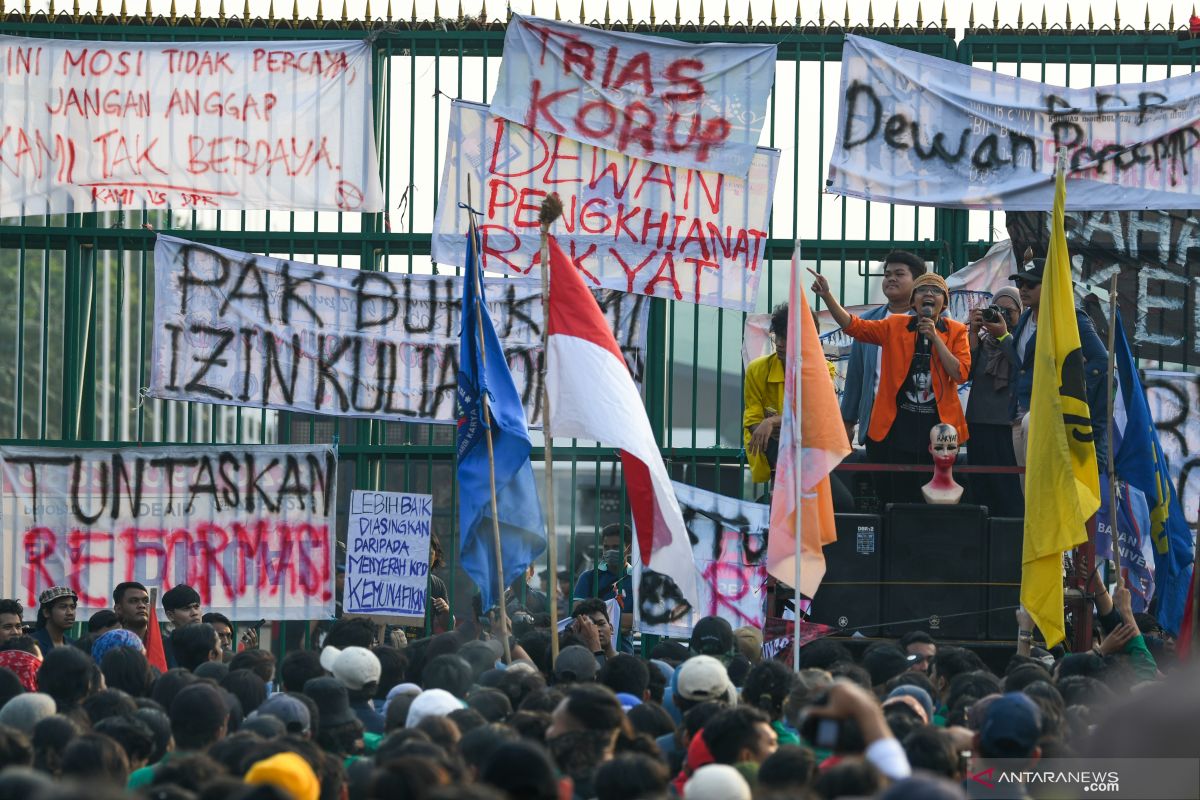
[
  {"xmin": 881, "ymin": 504, "xmax": 989, "ymax": 639},
  {"xmin": 810, "ymin": 514, "xmax": 883, "ymax": 634},
  {"xmin": 988, "ymin": 517, "xmax": 1024, "ymax": 640}
]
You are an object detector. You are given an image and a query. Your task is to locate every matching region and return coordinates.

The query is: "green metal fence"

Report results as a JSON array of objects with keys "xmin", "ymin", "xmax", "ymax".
[{"xmin": 1, "ymin": 7, "xmax": 1198, "ymax": 639}]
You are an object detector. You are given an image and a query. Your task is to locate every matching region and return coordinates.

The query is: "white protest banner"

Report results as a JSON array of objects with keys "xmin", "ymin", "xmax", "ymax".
[
  {"xmin": 828, "ymin": 35, "xmax": 1200, "ymax": 210},
  {"xmin": 0, "ymin": 37, "xmax": 383, "ymax": 215},
  {"xmin": 634, "ymin": 481, "xmax": 768, "ymax": 637},
  {"xmin": 432, "ymin": 100, "xmax": 778, "ymax": 312},
  {"xmin": 491, "ymin": 15, "xmax": 776, "ymax": 178},
  {"xmin": 344, "ymin": 490, "xmax": 433, "ymax": 619},
  {"xmin": 0, "ymin": 444, "xmax": 336, "ymax": 620},
  {"xmin": 150, "ymin": 235, "xmax": 648, "ymax": 425},
  {"xmin": 1144, "ymin": 370, "xmax": 1200, "ymax": 528}
]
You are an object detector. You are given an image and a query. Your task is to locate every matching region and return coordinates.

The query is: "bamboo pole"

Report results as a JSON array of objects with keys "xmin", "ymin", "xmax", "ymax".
[
  {"xmin": 1104, "ymin": 273, "xmax": 1123, "ymax": 589},
  {"xmin": 465, "ymin": 208, "xmax": 512, "ymax": 665},
  {"xmin": 792, "ymin": 265, "xmax": 803, "ymax": 674},
  {"xmin": 538, "ymin": 194, "xmax": 564, "ymax": 667}
]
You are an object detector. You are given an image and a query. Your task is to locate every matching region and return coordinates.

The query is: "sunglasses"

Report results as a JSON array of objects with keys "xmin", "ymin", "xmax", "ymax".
[{"xmin": 1014, "ymin": 279, "xmax": 1040, "ymax": 289}]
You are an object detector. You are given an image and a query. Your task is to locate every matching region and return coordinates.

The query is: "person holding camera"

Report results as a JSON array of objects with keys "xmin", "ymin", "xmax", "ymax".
[{"xmin": 965, "ymin": 287, "xmax": 1024, "ymax": 518}]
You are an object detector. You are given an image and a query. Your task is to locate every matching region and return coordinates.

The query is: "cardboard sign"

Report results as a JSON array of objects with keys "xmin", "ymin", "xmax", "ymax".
[{"xmin": 344, "ymin": 490, "xmax": 433, "ymax": 619}]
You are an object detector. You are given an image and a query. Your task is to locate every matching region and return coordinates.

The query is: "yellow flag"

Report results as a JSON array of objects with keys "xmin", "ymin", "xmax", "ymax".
[{"xmin": 1021, "ymin": 160, "xmax": 1101, "ymax": 649}]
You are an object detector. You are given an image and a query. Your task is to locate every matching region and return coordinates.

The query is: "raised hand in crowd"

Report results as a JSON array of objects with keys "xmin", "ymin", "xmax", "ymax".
[{"xmin": 1098, "ymin": 622, "xmax": 1139, "ymax": 656}]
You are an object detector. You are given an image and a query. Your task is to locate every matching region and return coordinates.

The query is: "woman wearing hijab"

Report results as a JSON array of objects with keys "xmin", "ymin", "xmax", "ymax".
[{"xmin": 966, "ymin": 287, "xmax": 1025, "ymax": 518}]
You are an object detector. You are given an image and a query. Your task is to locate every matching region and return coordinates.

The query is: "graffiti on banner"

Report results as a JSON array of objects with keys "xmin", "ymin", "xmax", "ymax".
[
  {"xmin": 1008, "ymin": 210, "xmax": 1200, "ymax": 365},
  {"xmin": 344, "ymin": 491, "xmax": 433, "ymax": 619},
  {"xmin": 1144, "ymin": 370, "xmax": 1200, "ymax": 528},
  {"xmin": 633, "ymin": 482, "xmax": 768, "ymax": 637},
  {"xmin": 432, "ymin": 100, "xmax": 778, "ymax": 312},
  {"xmin": 150, "ymin": 235, "xmax": 648, "ymax": 425},
  {"xmin": 0, "ymin": 37, "xmax": 383, "ymax": 215},
  {"xmin": 1096, "ymin": 480, "xmax": 1156, "ymax": 613},
  {"xmin": 761, "ymin": 617, "xmax": 839, "ymax": 664},
  {"xmin": 0, "ymin": 445, "xmax": 336, "ymax": 620},
  {"xmin": 490, "ymin": 15, "xmax": 776, "ymax": 177},
  {"xmin": 828, "ymin": 35, "xmax": 1200, "ymax": 210}
]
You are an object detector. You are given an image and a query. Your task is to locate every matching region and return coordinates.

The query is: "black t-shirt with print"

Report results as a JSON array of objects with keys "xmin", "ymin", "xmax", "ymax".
[{"xmin": 889, "ymin": 347, "xmax": 940, "ymax": 452}]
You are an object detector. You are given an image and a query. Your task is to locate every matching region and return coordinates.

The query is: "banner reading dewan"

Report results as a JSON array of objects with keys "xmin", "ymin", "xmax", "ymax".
[
  {"xmin": 0, "ymin": 36, "xmax": 384, "ymax": 215},
  {"xmin": 827, "ymin": 35, "xmax": 1200, "ymax": 210},
  {"xmin": 0, "ymin": 444, "xmax": 337, "ymax": 620},
  {"xmin": 150, "ymin": 235, "xmax": 649, "ymax": 424},
  {"xmin": 432, "ymin": 100, "xmax": 779, "ymax": 312}
]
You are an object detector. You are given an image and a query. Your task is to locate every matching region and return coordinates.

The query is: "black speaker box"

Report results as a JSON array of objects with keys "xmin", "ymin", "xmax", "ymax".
[
  {"xmin": 988, "ymin": 517, "xmax": 1024, "ymax": 640},
  {"xmin": 881, "ymin": 504, "xmax": 989, "ymax": 639},
  {"xmin": 810, "ymin": 514, "xmax": 883, "ymax": 634}
]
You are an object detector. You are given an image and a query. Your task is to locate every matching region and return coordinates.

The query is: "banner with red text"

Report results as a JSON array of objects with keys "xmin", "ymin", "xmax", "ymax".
[
  {"xmin": 0, "ymin": 445, "xmax": 337, "ymax": 620},
  {"xmin": 0, "ymin": 37, "xmax": 383, "ymax": 216},
  {"xmin": 633, "ymin": 481, "xmax": 768, "ymax": 638},
  {"xmin": 432, "ymin": 100, "xmax": 778, "ymax": 312},
  {"xmin": 492, "ymin": 15, "xmax": 775, "ymax": 177}
]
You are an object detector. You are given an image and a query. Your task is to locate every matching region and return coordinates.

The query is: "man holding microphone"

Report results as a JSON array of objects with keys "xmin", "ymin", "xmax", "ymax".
[{"xmin": 810, "ymin": 269, "xmax": 971, "ymax": 505}]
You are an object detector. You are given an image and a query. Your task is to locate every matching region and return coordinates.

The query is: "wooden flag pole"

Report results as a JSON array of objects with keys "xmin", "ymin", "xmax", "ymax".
[
  {"xmin": 465, "ymin": 192, "xmax": 512, "ymax": 665},
  {"xmin": 538, "ymin": 193, "xmax": 564, "ymax": 666},
  {"xmin": 792, "ymin": 275, "xmax": 804, "ymax": 674},
  {"xmin": 1104, "ymin": 272, "xmax": 1123, "ymax": 589}
]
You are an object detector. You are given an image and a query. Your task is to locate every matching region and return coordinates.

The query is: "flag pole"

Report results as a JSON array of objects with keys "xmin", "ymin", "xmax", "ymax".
[
  {"xmin": 465, "ymin": 202, "xmax": 513, "ymax": 665},
  {"xmin": 792, "ymin": 265, "xmax": 804, "ymax": 673},
  {"xmin": 1104, "ymin": 272, "xmax": 1123, "ymax": 589},
  {"xmin": 538, "ymin": 193, "xmax": 564, "ymax": 666}
]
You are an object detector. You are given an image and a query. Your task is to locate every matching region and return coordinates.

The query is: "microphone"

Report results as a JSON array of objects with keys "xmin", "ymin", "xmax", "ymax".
[{"xmin": 919, "ymin": 305, "xmax": 934, "ymax": 346}]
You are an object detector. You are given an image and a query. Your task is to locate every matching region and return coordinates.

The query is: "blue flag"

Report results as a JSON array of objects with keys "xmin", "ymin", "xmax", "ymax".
[
  {"xmin": 1112, "ymin": 312, "xmax": 1194, "ymax": 635},
  {"xmin": 456, "ymin": 225, "xmax": 546, "ymax": 612}
]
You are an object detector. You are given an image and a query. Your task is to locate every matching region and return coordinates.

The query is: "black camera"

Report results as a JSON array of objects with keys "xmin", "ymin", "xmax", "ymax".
[
  {"xmin": 981, "ymin": 305, "xmax": 1002, "ymax": 323},
  {"xmin": 798, "ymin": 691, "xmax": 865, "ymax": 753}
]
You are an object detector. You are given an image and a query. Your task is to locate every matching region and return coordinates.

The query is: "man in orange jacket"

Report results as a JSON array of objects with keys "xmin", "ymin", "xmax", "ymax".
[{"xmin": 810, "ymin": 270, "xmax": 970, "ymax": 506}]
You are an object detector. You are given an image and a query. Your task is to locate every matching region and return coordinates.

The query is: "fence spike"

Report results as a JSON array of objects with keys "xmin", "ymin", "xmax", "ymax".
[
  {"xmin": 364, "ymin": 0, "xmax": 369, "ymax": 21},
  {"xmin": 194, "ymin": 0, "xmax": 201, "ymax": 23},
  {"xmin": 867, "ymin": 0, "xmax": 872, "ymax": 27},
  {"xmin": 968, "ymin": 3, "xmax": 974, "ymax": 29},
  {"xmin": 1169, "ymin": 6, "xmax": 1175, "ymax": 29},
  {"xmin": 24, "ymin": 0, "xmax": 30, "ymax": 19},
  {"xmin": 1064, "ymin": 4, "xmax": 1070, "ymax": 28},
  {"xmin": 770, "ymin": 0, "xmax": 776, "ymax": 27},
  {"xmin": 73, "ymin": 0, "xmax": 80, "ymax": 22},
  {"xmin": 555, "ymin": 0, "xmax": 560, "ymax": 20},
  {"xmin": 674, "ymin": 0, "xmax": 680, "ymax": 25},
  {"xmin": 94, "ymin": 0, "xmax": 100, "ymax": 18},
  {"xmin": 1087, "ymin": 3, "xmax": 1093, "ymax": 29},
  {"xmin": 120, "ymin": 0, "xmax": 125, "ymax": 23},
  {"xmin": 1113, "ymin": 4, "xmax": 1119, "ymax": 30},
  {"xmin": 1017, "ymin": 4, "xmax": 1022, "ymax": 28},
  {"xmin": 724, "ymin": 0, "xmax": 730, "ymax": 26},
  {"xmin": 411, "ymin": 0, "xmax": 416, "ymax": 24},
  {"xmin": 992, "ymin": 1, "xmax": 998, "ymax": 29},
  {"xmin": 581, "ymin": 0, "xmax": 586, "ymax": 23},
  {"xmin": 603, "ymin": 0, "xmax": 609, "ymax": 26},
  {"xmin": 893, "ymin": 1, "xmax": 899, "ymax": 28},
  {"xmin": 1040, "ymin": 3, "xmax": 1046, "ymax": 29},
  {"xmin": 747, "ymin": 0, "xmax": 752, "ymax": 27},
  {"xmin": 268, "ymin": 0, "xmax": 275, "ymax": 23},
  {"xmin": 245, "ymin": 0, "xmax": 252, "ymax": 23},
  {"xmin": 456, "ymin": 0, "xmax": 461, "ymax": 21},
  {"xmin": 628, "ymin": 0, "xmax": 633, "ymax": 25},
  {"xmin": 49, "ymin": 0, "xmax": 56, "ymax": 17},
  {"xmin": 698, "ymin": 0, "xmax": 704, "ymax": 24},
  {"xmin": 316, "ymin": 0, "xmax": 323, "ymax": 22},
  {"xmin": 342, "ymin": 0, "xmax": 348, "ymax": 24},
  {"xmin": 1144, "ymin": 3, "xmax": 1149, "ymax": 30},
  {"xmin": 843, "ymin": 1, "xmax": 848, "ymax": 28},
  {"xmin": 143, "ymin": 0, "xmax": 151, "ymax": 21},
  {"xmin": 218, "ymin": 0, "xmax": 225, "ymax": 22},
  {"xmin": 940, "ymin": 0, "xmax": 946, "ymax": 28},
  {"xmin": 795, "ymin": 0, "xmax": 800, "ymax": 26},
  {"xmin": 291, "ymin": 0, "xmax": 298, "ymax": 25},
  {"xmin": 916, "ymin": 1, "xmax": 923, "ymax": 27},
  {"xmin": 819, "ymin": 0, "xmax": 825, "ymax": 27},
  {"xmin": 649, "ymin": 0, "xmax": 654, "ymax": 25}
]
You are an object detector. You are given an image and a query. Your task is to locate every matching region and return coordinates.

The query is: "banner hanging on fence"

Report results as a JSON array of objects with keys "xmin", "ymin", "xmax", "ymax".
[
  {"xmin": 1007, "ymin": 210, "xmax": 1200, "ymax": 364},
  {"xmin": 827, "ymin": 35, "xmax": 1200, "ymax": 210},
  {"xmin": 634, "ymin": 481, "xmax": 769, "ymax": 638},
  {"xmin": 1144, "ymin": 369, "xmax": 1200, "ymax": 529},
  {"xmin": 0, "ymin": 36, "xmax": 383, "ymax": 216},
  {"xmin": 344, "ymin": 490, "xmax": 433, "ymax": 619},
  {"xmin": 0, "ymin": 444, "xmax": 337, "ymax": 620},
  {"xmin": 491, "ymin": 15, "xmax": 776, "ymax": 177},
  {"xmin": 150, "ymin": 235, "xmax": 648, "ymax": 425},
  {"xmin": 432, "ymin": 100, "xmax": 778, "ymax": 312}
]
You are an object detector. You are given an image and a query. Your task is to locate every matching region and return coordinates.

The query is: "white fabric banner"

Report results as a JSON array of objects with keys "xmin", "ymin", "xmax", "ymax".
[
  {"xmin": 150, "ymin": 235, "xmax": 648, "ymax": 425},
  {"xmin": 491, "ymin": 15, "xmax": 776, "ymax": 177},
  {"xmin": 634, "ymin": 481, "xmax": 769, "ymax": 637},
  {"xmin": 432, "ymin": 100, "xmax": 778, "ymax": 312},
  {"xmin": 0, "ymin": 444, "xmax": 336, "ymax": 621},
  {"xmin": 0, "ymin": 37, "xmax": 383, "ymax": 215},
  {"xmin": 1144, "ymin": 370, "xmax": 1200, "ymax": 528},
  {"xmin": 828, "ymin": 35, "xmax": 1200, "ymax": 210}
]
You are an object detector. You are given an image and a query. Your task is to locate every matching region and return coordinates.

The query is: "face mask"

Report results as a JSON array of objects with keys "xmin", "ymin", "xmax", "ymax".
[{"xmin": 602, "ymin": 549, "xmax": 623, "ymax": 573}]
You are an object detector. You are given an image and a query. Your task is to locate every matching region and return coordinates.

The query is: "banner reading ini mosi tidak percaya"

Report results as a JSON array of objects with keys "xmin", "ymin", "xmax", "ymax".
[{"xmin": 0, "ymin": 445, "xmax": 337, "ymax": 621}]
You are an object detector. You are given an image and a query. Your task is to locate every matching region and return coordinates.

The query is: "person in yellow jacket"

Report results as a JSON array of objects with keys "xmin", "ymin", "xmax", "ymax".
[{"xmin": 744, "ymin": 304, "xmax": 789, "ymax": 483}]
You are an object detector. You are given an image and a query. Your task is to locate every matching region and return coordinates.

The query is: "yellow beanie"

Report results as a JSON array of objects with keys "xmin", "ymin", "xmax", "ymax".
[{"xmin": 245, "ymin": 752, "xmax": 320, "ymax": 800}]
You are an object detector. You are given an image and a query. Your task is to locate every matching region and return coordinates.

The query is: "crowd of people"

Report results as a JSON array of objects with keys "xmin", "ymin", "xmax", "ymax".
[
  {"xmin": 0, "ymin": 569, "xmax": 1192, "ymax": 800},
  {"xmin": 744, "ymin": 250, "xmax": 1111, "ymax": 515}
]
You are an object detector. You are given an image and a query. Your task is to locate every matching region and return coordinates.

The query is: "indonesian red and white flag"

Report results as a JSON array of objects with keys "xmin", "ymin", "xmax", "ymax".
[
  {"xmin": 545, "ymin": 236, "xmax": 699, "ymax": 610},
  {"xmin": 768, "ymin": 249, "xmax": 852, "ymax": 599}
]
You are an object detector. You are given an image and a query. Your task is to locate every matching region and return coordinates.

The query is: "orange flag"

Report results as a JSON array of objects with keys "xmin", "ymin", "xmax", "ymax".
[
  {"xmin": 144, "ymin": 604, "xmax": 168, "ymax": 673},
  {"xmin": 768, "ymin": 249, "xmax": 852, "ymax": 602}
]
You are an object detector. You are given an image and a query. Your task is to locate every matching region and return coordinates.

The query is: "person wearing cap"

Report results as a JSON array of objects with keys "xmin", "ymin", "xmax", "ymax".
[
  {"xmin": 1005, "ymin": 257, "xmax": 1109, "ymax": 482},
  {"xmin": 965, "ymin": 286, "xmax": 1025, "ymax": 518},
  {"xmin": 840, "ymin": 250, "xmax": 926, "ymax": 448},
  {"xmin": 32, "ymin": 586, "xmax": 77, "ymax": 654},
  {"xmin": 812, "ymin": 268, "xmax": 970, "ymax": 506},
  {"xmin": 245, "ymin": 751, "xmax": 320, "ymax": 800},
  {"xmin": 966, "ymin": 693, "xmax": 1042, "ymax": 798},
  {"xmin": 251, "ymin": 693, "xmax": 312, "ymax": 738},
  {"xmin": 303, "ymin": 676, "xmax": 368, "ymax": 761},
  {"xmin": 320, "ymin": 645, "xmax": 385, "ymax": 734}
]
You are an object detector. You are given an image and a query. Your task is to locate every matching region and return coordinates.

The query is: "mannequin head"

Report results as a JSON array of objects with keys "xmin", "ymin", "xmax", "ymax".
[{"xmin": 929, "ymin": 424, "xmax": 959, "ymax": 467}]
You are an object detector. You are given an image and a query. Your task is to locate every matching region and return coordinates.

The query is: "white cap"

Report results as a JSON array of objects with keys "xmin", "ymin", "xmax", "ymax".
[
  {"xmin": 405, "ymin": 689, "xmax": 463, "ymax": 728},
  {"xmin": 684, "ymin": 764, "xmax": 752, "ymax": 800},
  {"xmin": 320, "ymin": 645, "xmax": 382, "ymax": 691}
]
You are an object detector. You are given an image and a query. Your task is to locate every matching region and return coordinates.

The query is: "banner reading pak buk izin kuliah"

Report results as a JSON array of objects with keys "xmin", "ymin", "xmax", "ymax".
[
  {"xmin": 0, "ymin": 37, "xmax": 384, "ymax": 215},
  {"xmin": 0, "ymin": 445, "xmax": 337, "ymax": 620},
  {"xmin": 432, "ymin": 100, "xmax": 779, "ymax": 312}
]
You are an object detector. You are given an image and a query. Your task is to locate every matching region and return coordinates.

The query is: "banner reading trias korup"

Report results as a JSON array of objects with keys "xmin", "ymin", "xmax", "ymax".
[
  {"xmin": 150, "ymin": 235, "xmax": 648, "ymax": 425},
  {"xmin": 0, "ymin": 444, "xmax": 337, "ymax": 620},
  {"xmin": 0, "ymin": 36, "xmax": 383, "ymax": 215},
  {"xmin": 432, "ymin": 100, "xmax": 779, "ymax": 312},
  {"xmin": 491, "ymin": 15, "xmax": 776, "ymax": 178},
  {"xmin": 827, "ymin": 35, "xmax": 1200, "ymax": 210}
]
